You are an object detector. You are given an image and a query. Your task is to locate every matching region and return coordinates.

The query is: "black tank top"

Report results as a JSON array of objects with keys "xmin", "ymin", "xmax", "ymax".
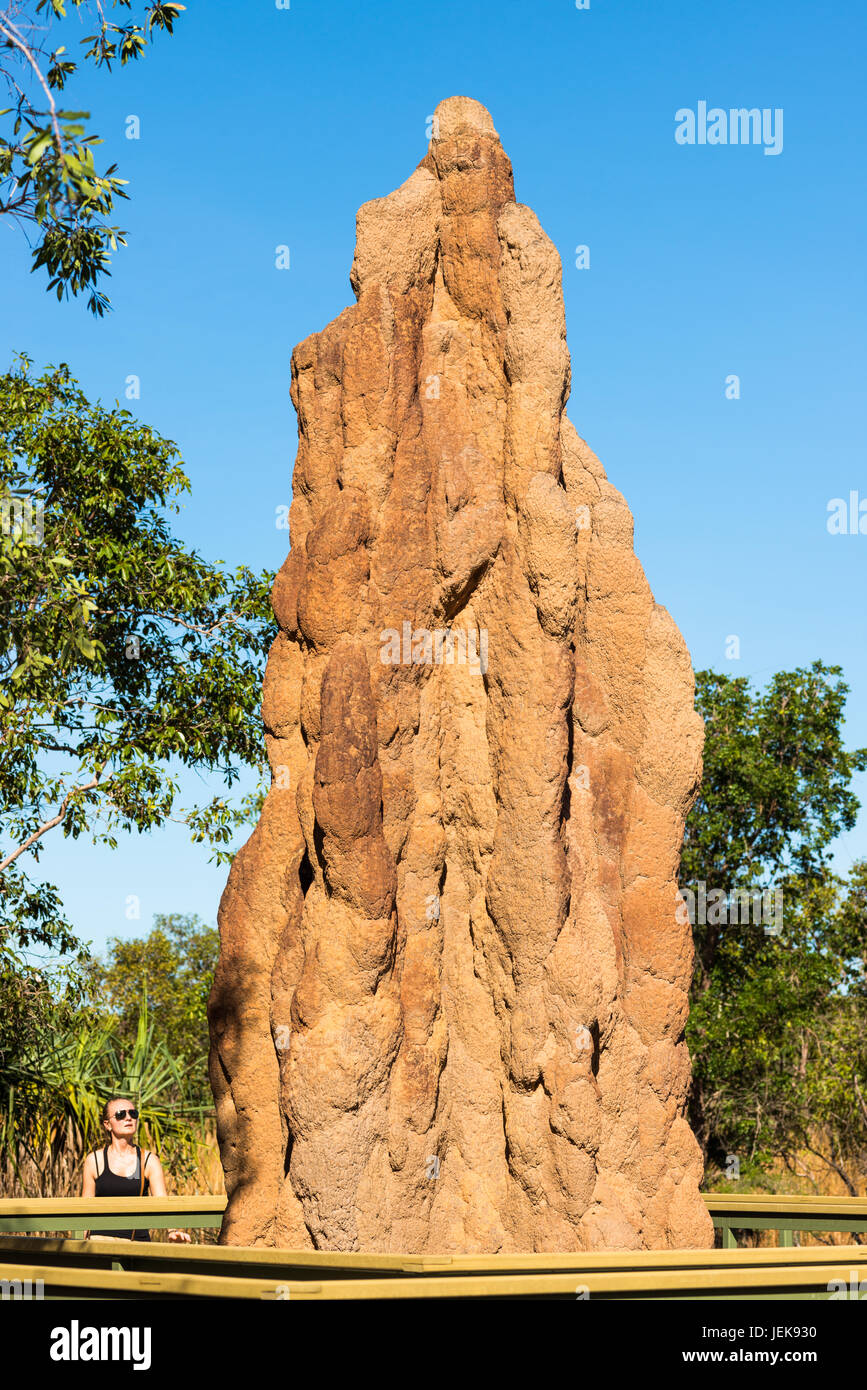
[{"xmin": 93, "ymin": 1143, "xmax": 152, "ymax": 1241}]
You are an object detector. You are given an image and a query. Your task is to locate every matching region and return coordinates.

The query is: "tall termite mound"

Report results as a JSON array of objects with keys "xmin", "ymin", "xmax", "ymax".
[{"xmin": 208, "ymin": 96, "xmax": 713, "ymax": 1254}]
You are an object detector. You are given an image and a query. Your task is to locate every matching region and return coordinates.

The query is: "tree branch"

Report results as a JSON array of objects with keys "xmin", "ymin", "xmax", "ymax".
[
  {"xmin": 0, "ymin": 770, "xmax": 103, "ymax": 874},
  {"xmin": 0, "ymin": 13, "xmax": 64, "ymax": 159}
]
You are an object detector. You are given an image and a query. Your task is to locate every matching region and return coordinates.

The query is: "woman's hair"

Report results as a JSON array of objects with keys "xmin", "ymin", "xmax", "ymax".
[{"xmin": 100, "ymin": 1096, "xmax": 132, "ymax": 1124}]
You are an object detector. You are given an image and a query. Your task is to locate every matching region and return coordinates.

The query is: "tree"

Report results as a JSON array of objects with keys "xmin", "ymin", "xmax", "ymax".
[
  {"xmin": 0, "ymin": 354, "xmax": 272, "ymax": 961},
  {"xmin": 0, "ymin": 939, "xmax": 85, "ymax": 1080},
  {"xmin": 89, "ymin": 913, "xmax": 219, "ymax": 1098},
  {"xmin": 1, "ymin": 0, "xmax": 184, "ymax": 314},
  {"xmin": 684, "ymin": 663, "xmax": 867, "ymax": 1190}
]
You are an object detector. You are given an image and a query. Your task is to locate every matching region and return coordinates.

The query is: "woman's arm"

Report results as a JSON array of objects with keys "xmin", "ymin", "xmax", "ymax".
[
  {"xmin": 81, "ymin": 1151, "xmax": 96, "ymax": 1239},
  {"xmin": 145, "ymin": 1153, "xmax": 191, "ymax": 1243},
  {"xmin": 82, "ymin": 1150, "xmax": 96, "ymax": 1197}
]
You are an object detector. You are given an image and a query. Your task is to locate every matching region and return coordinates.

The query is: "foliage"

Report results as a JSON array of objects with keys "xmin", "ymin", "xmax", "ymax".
[
  {"xmin": 0, "ymin": 945, "xmax": 86, "ymax": 1081},
  {"xmin": 0, "ymin": 354, "xmax": 271, "ymax": 961},
  {"xmin": 1, "ymin": 0, "xmax": 184, "ymax": 313},
  {"xmin": 88, "ymin": 913, "xmax": 218, "ymax": 1102},
  {"xmin": 685, "ymin": 664, "xmax": 867, "ymax": 1191}
]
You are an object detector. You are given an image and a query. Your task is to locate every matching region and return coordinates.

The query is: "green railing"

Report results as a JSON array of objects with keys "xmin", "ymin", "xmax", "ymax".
[
  {"xmin": 704, "ymin": 1194, "xmax": 867, "ymax": 1248},
  {"xmin": 0, "ymin": 1193, "xmax": 864, "ymax": 1247},
  {"xmin": 0, "ymin": 1195, "xmax": 224, "ymax": 1235}
]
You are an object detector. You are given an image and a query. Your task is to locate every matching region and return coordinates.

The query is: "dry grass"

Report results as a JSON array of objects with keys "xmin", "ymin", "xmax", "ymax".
[
  {"xmin": 169, "ymin": 1123, "xmax": 224, "ymax": 1196},
  {"xmin": 706, "ymin": 1139, "xmax": 866, "ymax": 1248}
]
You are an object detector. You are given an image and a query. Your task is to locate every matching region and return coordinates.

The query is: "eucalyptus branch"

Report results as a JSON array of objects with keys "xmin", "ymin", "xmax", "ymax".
[
  {"xmin": 0, "ymin": 14, "xmax": 63, "ymax": 158},
  {"xmin": 0, "ymin": 768, "xmax": 105, "ymax": 874}
]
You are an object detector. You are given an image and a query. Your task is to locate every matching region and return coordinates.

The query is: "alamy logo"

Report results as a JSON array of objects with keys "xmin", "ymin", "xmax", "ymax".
[
  {"xmin": 677, "ymin": 882, "xmax": 783, "ymax": 935},
  {"xmin": 675, "ymin": 102, "xmax": 783, "ymax": 156},
  {"xmin": 380, "ymin": 621, "xmax": 488, "ymax": 674},
  {"xmin": 828, "ymin": 1271, "xmax": 867, "ymax": 1300},
  {"xmin": 49, "ymin": 1321, "xmax": 151, "ymax": 1371},
  {"xmin": 1, "ymin": 1277, "xmax": 44, "ymax": 1299},
  {"xmin": 827, "ymin": 492, "xmax": 867, "ymax": 535},
  {"xmin": 0, "ymin": 494, "xmax": 44, "ymax": 543}
]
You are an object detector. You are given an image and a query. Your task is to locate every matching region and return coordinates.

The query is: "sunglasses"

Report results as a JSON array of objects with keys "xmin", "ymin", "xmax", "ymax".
[{"xmin": 110, "ymin": 1108, "xmax": 139, "ymax": 1121}]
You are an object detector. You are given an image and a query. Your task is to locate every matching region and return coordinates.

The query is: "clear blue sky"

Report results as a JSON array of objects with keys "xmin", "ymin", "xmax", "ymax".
[{"xmin": 2, "ymin": 0, "xmax": 865, "ymax": 956}]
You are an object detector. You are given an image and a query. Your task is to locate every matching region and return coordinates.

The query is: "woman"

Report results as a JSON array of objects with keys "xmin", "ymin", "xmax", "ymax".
[{"xmin": 81, "ymin": 1096, "xmax": 191, "ymax": 1243}]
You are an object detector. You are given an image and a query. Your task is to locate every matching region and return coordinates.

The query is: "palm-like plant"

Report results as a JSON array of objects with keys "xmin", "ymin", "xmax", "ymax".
[{"xmin": 0, "ymin": 989, "xmax": 211, "ymax": 1196}]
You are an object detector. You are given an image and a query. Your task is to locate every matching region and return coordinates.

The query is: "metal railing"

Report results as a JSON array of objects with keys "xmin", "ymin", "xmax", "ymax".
[
  {"xmin": 0, "ymin": 1193, "xmax": 864, "ymax": 1249},
  {"xmin": 704, "ymin": 1194, "xmax": 867, "ymax": 1247},
  {"xmin": 0, "ymin": 1195, "xmax": 224, "ymax": 1235}
]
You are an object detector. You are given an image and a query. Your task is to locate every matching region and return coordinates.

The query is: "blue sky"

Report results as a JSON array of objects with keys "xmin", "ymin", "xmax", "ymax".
[{"xmin": 2, "ymin": 0, "xmax": 865, "ymax": 957}]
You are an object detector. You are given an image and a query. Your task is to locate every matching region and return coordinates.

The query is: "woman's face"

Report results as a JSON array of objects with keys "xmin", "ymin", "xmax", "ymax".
[{"xmin": 104, "ymin": 1099, "xmax": 138, "ymax": 1139}]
